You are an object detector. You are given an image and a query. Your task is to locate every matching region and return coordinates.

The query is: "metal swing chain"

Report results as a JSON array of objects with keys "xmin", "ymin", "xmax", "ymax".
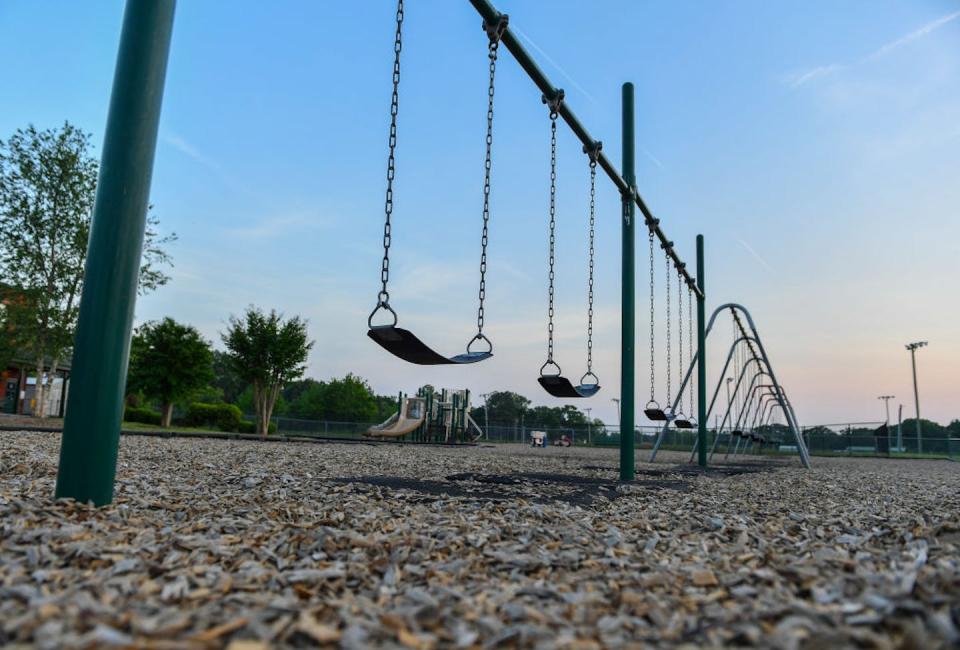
[
  {"xmin": 677, "ymin": 270, "xmax": 683, "ymax": 416},
  {"xmin": 688, "ymin": 286, "xmax": 694, "ymax": 419},
  {"xmin": 473, "ymin": 15, "xmax": 507, "ymax": 348},
  {"xmin": 374, "ymin": 0, "xmax": 404, "ymax": 321},
  {"xmin": 545, "ymin": 102, "xmax": 560, "ymax": 365},
  {"xmin": 648, "ymin": 229, "xmax": 655, "ymax": 402},
  {"xmin": 584, "ymin": 146, "xmax": 599, "ymax": 378},
  {"xmin": 665, "ymin": 253, "xmax": 671, "ymax": 412}
]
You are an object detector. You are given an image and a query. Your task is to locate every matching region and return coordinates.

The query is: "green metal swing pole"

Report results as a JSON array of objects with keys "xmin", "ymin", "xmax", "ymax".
[
  {"xmin": 55, "ymin": 0, "xmax": 176, "ymax": 505},
  {"xmin": 696, "ymin": 235, "xmax": 708, "ymax": 466},
  {"xmin": 620, "ymin": 83, "xmax": 636, "ymax": 481}
]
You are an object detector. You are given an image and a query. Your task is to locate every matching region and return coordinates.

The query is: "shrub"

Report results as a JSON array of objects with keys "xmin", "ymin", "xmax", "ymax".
[
  {"xmin": 186, "ymin": 402, "xmax": 242, "ymax": 432},
  {"xmin": 239, "ymin": 419, "xmax": 277, "ymax": 435},
  {"xmin": 124, "ymin": 406, "xmax": 162, "ymax": 426}
]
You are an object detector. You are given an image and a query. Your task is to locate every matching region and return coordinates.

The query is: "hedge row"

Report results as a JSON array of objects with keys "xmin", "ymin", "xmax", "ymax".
[{"xmin": 123, "ymin": 402, "xmax": 277, "ymax": 434}]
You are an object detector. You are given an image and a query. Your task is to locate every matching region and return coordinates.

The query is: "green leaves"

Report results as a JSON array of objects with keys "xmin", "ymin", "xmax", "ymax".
[
  {"xmin": 222, "ymin": 308, "xmax": 313, "ymax": 386},
  {"xmin": 0, "ymin": 122, "xmax": 176, "ymax": 394},
  {"xmin": 127, "ymin": 318, "xmax": 214, "ymax": 426},
  {"xmin": 285, "ymin": 374, "xmax": 379, "ymax": 422},
  {"xmin": 221, "ymin": 307, "xmax": 313, "ymax": 435}
]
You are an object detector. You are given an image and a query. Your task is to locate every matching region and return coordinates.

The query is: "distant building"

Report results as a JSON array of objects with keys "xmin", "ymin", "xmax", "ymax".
[
  {"xmin": 0, "ymin": 284, "xmax": 72, "ymax": 416},
  {"xmin": 1, "ymin": 356, "xmax": 72, "ymax": 417}
]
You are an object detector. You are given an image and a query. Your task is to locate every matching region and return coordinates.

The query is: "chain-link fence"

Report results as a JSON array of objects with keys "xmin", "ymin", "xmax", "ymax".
[{"xmin": 263, "ymin": 416, "xmax": 959, "ymax": 460}]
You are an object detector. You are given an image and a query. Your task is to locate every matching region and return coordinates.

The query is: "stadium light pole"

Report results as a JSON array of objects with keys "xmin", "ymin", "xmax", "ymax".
[
  {"xmin": 897, "ymin": 403, "xmax": 903, "ymax": 451},
  {"xmin": 905, "ymin": 341, "xmax": 927, "ymax": 453},
  {"xmin": 878, "ymin": 395, "xmax": 894, "ymax": 452},
  {"xmin": 878, "ymin": 395, "xmax": 894, "ymax": 425},
  {"xmin": 479, "ymin": 393, "xmax": 491, "ymax": 440},
  {"xmin": 585, "ymin": 407, "xmax": 593, "ymax": 445}
]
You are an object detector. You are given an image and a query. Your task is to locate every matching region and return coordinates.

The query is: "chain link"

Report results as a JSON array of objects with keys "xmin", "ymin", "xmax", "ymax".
[
  {"xmin": 376, "ymin": 0, "xmax": 404, "ymax": 310},
  {"xmin": 665, "ymin": 253, "xmax": 671, "ymax": 410},
  {"xmin": 677, "ymin": 270, "xmax": 683, "ymax": 416},
  {"xmin": 688, "ymin": 287, "xmax": 694, "ymax": 418},
  {"xmin": 545, "ymin": 108, "xmax": 558, "ymax": 363},
  {"xmin": 585, "ymin": 157, "xmax": 596, "ymax": 374},
  {"xmin": 648, "ymin": 229, "xmax": 655, "ymax": 402},
  {"xmin": 476, "ymin": 16, "xmax": 506, "ymax": 338}
]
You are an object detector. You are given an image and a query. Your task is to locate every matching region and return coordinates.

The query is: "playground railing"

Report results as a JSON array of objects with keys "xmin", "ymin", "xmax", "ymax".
[{"xmin": 253, "ymin": 415, "xmax": 959, "ymax": 459}]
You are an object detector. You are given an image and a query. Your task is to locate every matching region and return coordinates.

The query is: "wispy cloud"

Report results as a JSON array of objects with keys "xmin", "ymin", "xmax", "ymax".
[
  {"xmin": 642, "ymin": 148, "xmax": 665, "ymax": 170},
  {"xmin": 223, "ymin": 212, "xmax": 335, "ymax": 239},
  {"xmin": 865, "ymin": 10, "xmax": 960, "ymax": 61},
  {"xmin": 785, "ymin": 10, "xmax": 960, "ymax": 88},
  {"xmin": 161, "ymin": 131, "xmax": 259, "ymax": 202},
  {"xmin": 787, "ymin": 64, "xmax": 844, "ymax": 89},
  {"xmin": 736, "ymin": 238, "xmax": 774, "ymax": 273},
  {"xmin": 162, "ymin": 132, "xmax": 224, "ymax": 173},
  {"xmin": 512, "ymin": 26, "xmax": 598, "ymax": 107}
]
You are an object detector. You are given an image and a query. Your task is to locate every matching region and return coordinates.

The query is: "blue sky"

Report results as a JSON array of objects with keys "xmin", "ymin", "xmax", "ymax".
[{"xmin": 2, "ymin": 1, "xmax": 958, "ymax": 426}]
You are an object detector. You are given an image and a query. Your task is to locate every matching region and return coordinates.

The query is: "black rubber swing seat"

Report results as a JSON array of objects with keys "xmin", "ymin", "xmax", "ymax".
[
  {"xmin": 644, "ymin": 402, "xmax": 668, "ymax": 421},
  {"xmin": 537, "ymin": 375, "xmax": 601, "ymax": 398},
  {"xmin": 367, "ymin": 326, "xmax": 492, "ymax": 365},
  {"xmin": 673, "ymin": 417, "xmax": 694, "ymax": 429}
]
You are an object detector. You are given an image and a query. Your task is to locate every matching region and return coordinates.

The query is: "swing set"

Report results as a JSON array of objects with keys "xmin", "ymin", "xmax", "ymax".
[
  {"xmin": 52, "ymin": 0, "xmax": 807, "ymax": 506},
  {"xmin": 365, "ymin": 0, "xmax": 703, "ymax": 414}
]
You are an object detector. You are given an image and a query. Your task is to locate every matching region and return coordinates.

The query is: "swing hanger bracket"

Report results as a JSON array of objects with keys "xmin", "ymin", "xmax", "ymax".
[
  {"xmin": 542, "ymin": 89, "xmax": 565, "ymax": 116},
  {"xmin": 661, "ymin": 240, "xmax": 674, "ymax": 251},
  {"xmin": 483, "ymin": 13, "xmax": 509, "ymax": 43},
  {"xmin": 583, "ymin": 140, "xmax": 602, "ymax": 164}
]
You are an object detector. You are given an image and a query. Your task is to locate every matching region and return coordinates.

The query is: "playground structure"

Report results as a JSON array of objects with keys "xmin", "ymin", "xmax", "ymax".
[
  {"xmin": 367, "ymin": 387, "xmax": 483, "ymax": 443},
  {"xmin": 52, "ymin": 0, "xmax": 808, "ymax": 506},
  {"xmin": 648, "ymin": 304, "xmax": 811, "ymax": 467}
]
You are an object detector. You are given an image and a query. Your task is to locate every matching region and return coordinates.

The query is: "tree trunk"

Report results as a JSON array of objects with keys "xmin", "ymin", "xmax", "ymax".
[
  {"xmin": 253, "ymin": 381, "xmax": 266, "ymax": 437},
  {"xmin": 47, "ymin": 356, "xmax": 61, "ymax": 418},
  {"xmin": 161, "ymin": 402, "xmax": 174, "ymax": 428},
  {"xmin": 34, "ymin": 357, "xmax": 47, "ymax": 418}
]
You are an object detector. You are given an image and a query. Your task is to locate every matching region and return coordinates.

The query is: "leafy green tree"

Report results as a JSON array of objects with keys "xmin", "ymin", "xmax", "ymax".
[
  {"xmin": 127, "ymin": 318, "xmax": 214, "ymax": 427},
  {"xmin": 319, "ymin": 374, "xmax": 379, "ymax": 422},
  {"xmin": 237, "ymin": 384, "xmax": 288, "ymax": 418},
  {"xmin": 0, "ymin": 123, "xmax": 175, "ymax": 416},
  {"xmin": 286, "ymin": 374, "xmax": 380, "ymax": 422},
  {"xmin": 211, "ymin": 350, "xmax": 246, "ymax": 404},
  {"xmin": 222, "ymin": 307, "xmax": 313, "ymax": 436},
  {"xmin": 478, "ymin": 391, "xmax": 530, "ymax": 425},
  {"xmin": 282, "ymin": 378, "xmax": 322, "ymax": 407}
]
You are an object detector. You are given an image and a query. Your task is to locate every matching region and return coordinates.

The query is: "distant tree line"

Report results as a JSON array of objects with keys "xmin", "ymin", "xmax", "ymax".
[
  {"xmin": 124, "ymin": 310, "xmax": 398, "ymax": 435},
  {"xmin": 470, "ymin": 391, "xmax": 604, "ymax": 431}
]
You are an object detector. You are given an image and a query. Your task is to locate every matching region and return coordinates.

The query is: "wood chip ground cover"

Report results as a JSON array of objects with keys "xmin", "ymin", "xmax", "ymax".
[{"xmin": 1, "ymin": 431, "xmax": 958, "ymax": 649}]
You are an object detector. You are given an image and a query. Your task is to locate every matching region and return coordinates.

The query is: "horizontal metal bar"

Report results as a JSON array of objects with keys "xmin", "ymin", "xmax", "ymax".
[{"xmin": 467, "ymin": 0, "xmax": 702, "ymax": 299}]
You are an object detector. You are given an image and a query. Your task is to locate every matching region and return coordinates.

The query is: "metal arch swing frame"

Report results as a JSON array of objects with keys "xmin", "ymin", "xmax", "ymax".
[{"xmin": 649, "ymin": 304, "xmax": 811, "ymax": 468}]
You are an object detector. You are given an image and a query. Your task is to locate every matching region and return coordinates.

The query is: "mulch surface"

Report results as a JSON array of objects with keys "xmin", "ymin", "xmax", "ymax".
[{"xmin": 1, "ymin": 431, "xmax": 958, "ymax": 649}]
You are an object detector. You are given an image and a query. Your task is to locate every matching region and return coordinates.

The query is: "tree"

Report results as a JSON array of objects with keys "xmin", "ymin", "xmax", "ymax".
[
  {"xmin": 0, "ymin": 123, "xmax": 175, "ymax": 417},
  {"xmin": 286, "ymin": 375, "xmax": 381, "ymax": 422},
  {"xmin": 222, "ymin": 307, "xmax": 313, "ymax": 436},
  {"xmin": 478, "ymin": 391, "xmax": 530, "ymax": 425},
  {"xmin": 211, "ymin": 349, "xmax": 246, "ymax": 404},
  {"xmin": 127, "ymin": 318, "xmax": 214, "ymax": 427}
]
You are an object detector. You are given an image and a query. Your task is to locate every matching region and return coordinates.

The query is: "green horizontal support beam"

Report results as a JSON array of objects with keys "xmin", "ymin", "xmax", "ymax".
[{"xmin": 467, "ymin": 0, "xmax": 702, "ymax": 299}]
